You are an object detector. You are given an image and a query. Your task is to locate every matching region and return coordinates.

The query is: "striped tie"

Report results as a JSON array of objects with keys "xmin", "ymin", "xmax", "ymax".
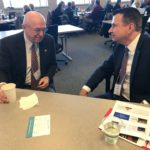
[
  {"xmin": 118, "ymin": 48, "xmax": 129, "ymax": 84},
  {"xmin": 31, "ymin": 43, "xmax": 38, "ymax": 90}
]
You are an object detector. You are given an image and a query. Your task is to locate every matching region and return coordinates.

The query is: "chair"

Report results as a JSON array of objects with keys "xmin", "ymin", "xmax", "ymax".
[
  {"xmin": 8, "ymin": 12, "xmax": 16, "ymax": 19},
  {"xmin": 46, "ymin": 11, "xmax": 52, "ymax": 27},
  {"xmin": 46, "ymin": 24, "xmax": 68, "ymax": 71},
  {"xmin": 86, "ymin": 10, "xmax": 106, "ymax": 33},
  {"xmin": 142, "ymin": 15, "xmax": 149, "ymax": 33}
]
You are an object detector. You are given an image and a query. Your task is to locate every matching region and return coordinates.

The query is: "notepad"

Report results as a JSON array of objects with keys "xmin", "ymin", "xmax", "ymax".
[{"xmin": 26, "ymin": 115, "xmax": 50, "ymax": 138}]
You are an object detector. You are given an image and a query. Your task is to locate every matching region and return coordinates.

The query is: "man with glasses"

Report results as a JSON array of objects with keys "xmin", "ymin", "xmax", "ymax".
[{"xmin": 0, "ymin": 11, "xmax": 57, "ymax": 96}]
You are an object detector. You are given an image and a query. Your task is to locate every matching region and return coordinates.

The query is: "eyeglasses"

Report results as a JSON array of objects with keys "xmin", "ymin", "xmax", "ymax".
[{"xmin": 26, "ymin": 25, "xmax": 47, "ymax": 34}]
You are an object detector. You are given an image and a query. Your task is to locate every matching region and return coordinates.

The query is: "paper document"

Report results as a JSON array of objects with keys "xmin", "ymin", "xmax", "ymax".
[
  {"xmin": 99, "ymin": 101, "xmax": 150, "ymax": 141},
  {"xmin": 26, "ymin": 115, "xmax": 50, "ymax": 138},
  {"xmin": 19, "ymin": 93, "xmax": 39, "ymax": 110}
]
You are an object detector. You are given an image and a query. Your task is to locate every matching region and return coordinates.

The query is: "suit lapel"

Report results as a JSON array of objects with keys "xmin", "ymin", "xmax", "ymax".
[
  {"xmin": 39, "ymin": 39, "xmax": 48, "ymax": 74},
  {"xmin": 16, "ymin": 32, "xmax": 26, "ymax": 81},
  {"xmin": 130, "ymin": 34, "xmax": 144, "ymax": 86}
]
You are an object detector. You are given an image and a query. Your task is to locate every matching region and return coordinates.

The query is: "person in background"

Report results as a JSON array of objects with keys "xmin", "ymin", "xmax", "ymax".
[
  {"xmin": 86, "ymin": 0, "xmax": 95, "ymax": 11},
  {"xmin": 105, "ymin": 0, "xmax": 114, "ymax": 13},
  {"xmin": 131, "ymin": 0, "xmax": 141, "ymax": 8},
  {"xmin": 52, "ymin": 1, "xmax": 65, "ymax": 25},
  {"xmin": 84, "ymin": 0, "xmax": 103, "ymax": 23},
  {"xmin": 23, "ymin": 5, "xmax": 31, "ymax": 14},
  {"xmin": 113, "ymin": 0, "xmax": 122, "ymax": 10},
  {"xmin": 29, "ymin": 3, "xmax": 35, "ymax": 11},
  {"xmin": 0, "ymin": 11, "xmax": 57, "ymax": 93},
  {"xmin": 65, "ymin": 2, "xmax": 74, "ymax": 24},
  {"xmin": 71, "ymin": 1, "xmax": 77, "ymax": 12},
  {"xmin": 80, "ymin": 7, "xmax": 150, "ymax": 103}
]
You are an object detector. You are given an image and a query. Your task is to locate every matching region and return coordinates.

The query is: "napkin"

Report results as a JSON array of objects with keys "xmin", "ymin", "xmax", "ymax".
[{"xmin": 19, "ymin": 93, "xmax": 39, "ymax": 110}]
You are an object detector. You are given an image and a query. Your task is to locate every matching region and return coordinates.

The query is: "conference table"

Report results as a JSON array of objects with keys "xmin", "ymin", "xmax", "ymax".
[
  {"xmin": 58, "ymin": 24, "xmax": 84, "ymax": 61},
  {"xmin": 0, "ymin": 89, "xmax": 142, "ymax": 150},
  {"xmin": 0, "ymin": 17, "xmax": 17, "ymax": 25}
]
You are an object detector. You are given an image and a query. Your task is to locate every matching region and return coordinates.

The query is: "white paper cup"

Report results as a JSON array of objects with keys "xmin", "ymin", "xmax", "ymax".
[
  {"xmin": 104, "ymin": 122, "xmax": 120, "ymax": 144},
  {"xmin": 1, "ymin": 83, "xmax": 16, "ymax": 103}
]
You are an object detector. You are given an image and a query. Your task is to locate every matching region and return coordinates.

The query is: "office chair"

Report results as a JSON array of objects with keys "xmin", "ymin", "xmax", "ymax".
[
  {"xmin": 46, "ymin": 24, "xmax": 68, "ymax": 71},
  {"xmin": 8, "ymin": 12, "xmax": 16, "ymax": 19},
  {"xmin": 142, "ymin": 15, "xmax": 149, "ymax": 33},
  {"xmin": 86, "ymin": 10, "xmax": 106, "ymax": 33}
]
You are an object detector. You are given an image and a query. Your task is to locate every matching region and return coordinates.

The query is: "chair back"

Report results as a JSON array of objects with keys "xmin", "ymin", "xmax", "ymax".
[
  {"xmin": 46, "ymin": 11, "xmax": 52, "ymax": 27},
  {"xmin": 46, "ymin": 24, "xmax": 58, "ymax": 44},
  {"xmin": 46, "ymin": 24, "xmax": 63, "ymax": 54},
  {"xmin": 9, "ymin": 12, "xmax": 16, "ymax": 19},
  {"xmin": 92, "ymin": 10, "xmax": 106, "ymax": 22}
]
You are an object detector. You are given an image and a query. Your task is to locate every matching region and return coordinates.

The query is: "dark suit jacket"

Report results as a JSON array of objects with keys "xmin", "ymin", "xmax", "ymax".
[
  {"xmin": 85, "ymin": 34, "xmax": 150, "ymax": 103},
  {"xmin": 0, "ymin": 31, "xmax": 57, "ymax": 88}
]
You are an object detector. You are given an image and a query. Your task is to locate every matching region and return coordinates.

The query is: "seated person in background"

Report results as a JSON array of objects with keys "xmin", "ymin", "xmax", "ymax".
[
  {"xmin": 0, "ymin": 11, "xmax": 57, "ymax": 92},
  {"xmin": 29, "ymin": 3, "xmax": 35, "ymax": 11},
  {"xmin": 105, "ymin": 0, "xmax": 114, "ymax": 13},
  {"xmin": 84, "ymin": 0, "xmax": 103, "ymax": 23},
  {"xmin": 86, "ymin": 0, "xmax": 95, "ymax": 11},
  {"xmin": 23, "ymin": 5, "xmax": 31, "ymax": 14},
  {"xmin": 131, "ymin": 0, "xmax": 141, "ymax": 8},
  {"xmin": 113, "ymin": 0, "xmax": 122, "ymax": 10},
  {"xmin": 104, "ymin": 0, "xmax": 113, "ymax": 20},
  {"xmin": 52, "ymin": 1, "xmax": 66, "ymax": 25},
  {"xmin": 65, "ymin": 2, "xmax": 74, "ymax": 23},
  {"xmin": 71, "ymin": 1, "xmax": 77, "ymax": 12},
  {"xmin": 80, "ymin": 7, "xmax": 150, "ymax": 103}
]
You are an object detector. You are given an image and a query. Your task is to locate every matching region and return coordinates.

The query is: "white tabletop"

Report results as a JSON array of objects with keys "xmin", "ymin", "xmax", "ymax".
[
  {"xmin": 58, "ymin": 24, "xmax": 84, "ymax": 34},
  {"xmin": 0, "ymin": 17, "xmax": 17, "ymax": 25},
  {"xmin": 0, "ymin": 89, "xmax": 143, "ymax": 150}
]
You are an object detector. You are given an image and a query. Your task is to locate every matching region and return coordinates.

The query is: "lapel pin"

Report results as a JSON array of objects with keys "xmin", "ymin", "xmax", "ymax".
[{"xmin": 44, "ymin": 49, "xmax": 47, "ymax": 52}]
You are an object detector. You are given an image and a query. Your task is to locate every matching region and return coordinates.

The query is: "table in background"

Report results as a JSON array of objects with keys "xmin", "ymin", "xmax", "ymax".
[
  {"xmin": 0, "ymin": 89, "xmax": 142, "ymax": 150},
  {"xmin": 58, "ymin": 24, "xmax": 84, "ymax": 61},
  {"xmin": 0, "ymin": 29, "xmax": 22, "ymax": 39}
]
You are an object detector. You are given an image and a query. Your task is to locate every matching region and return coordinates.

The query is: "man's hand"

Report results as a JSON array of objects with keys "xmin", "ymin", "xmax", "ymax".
[
  {"xmin": 38, "ymin": 76, "xmax": 49, "ymax": 89},
  {"xmin": 0, "ymin": 90, "xmax": 9, "ymax": 104},
  {"xmin": 79, "ymin": 89, "xmax": 88, "ymax": 96}
]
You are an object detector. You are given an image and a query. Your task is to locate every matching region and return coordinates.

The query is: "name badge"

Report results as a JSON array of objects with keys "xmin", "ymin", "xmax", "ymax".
[{"xmin": 114, "ymin": 83, "xmax": 122, "ymax": 96}]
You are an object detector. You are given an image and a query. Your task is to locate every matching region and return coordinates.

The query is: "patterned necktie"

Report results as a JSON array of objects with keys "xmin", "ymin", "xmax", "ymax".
[
  {"xmin": 118, "ymin": 48, "xmax": 129, "ymax": 84},
  {"xmin": 31, "ymin": 43, "xmax": 38, "ymax": 90}
]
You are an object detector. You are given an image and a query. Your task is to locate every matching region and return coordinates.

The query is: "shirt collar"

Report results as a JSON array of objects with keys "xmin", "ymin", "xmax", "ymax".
[
  {"xmin": 127, "ymin": 33, "xmax": 141, "ymax": 53},
  {"xmin": 24, "ymin": 32, "xmax": 32, "ymax": 48},
  {"xmin": 23, "ymin": 32, "xmax": 38, "ymax": 49}
]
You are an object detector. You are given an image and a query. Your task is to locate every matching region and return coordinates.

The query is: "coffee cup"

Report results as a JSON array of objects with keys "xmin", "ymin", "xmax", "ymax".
[{"xmin": 1, "ymin": 83, "xmax": 16, "ymax": 103}]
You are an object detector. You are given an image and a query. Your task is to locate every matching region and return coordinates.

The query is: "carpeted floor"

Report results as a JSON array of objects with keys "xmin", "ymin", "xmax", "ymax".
[{"xmin": 54, "ymin": 32, "xmax": 113, "ymax": 97}]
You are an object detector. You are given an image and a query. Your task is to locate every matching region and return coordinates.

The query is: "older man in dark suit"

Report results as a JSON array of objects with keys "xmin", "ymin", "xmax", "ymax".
[
  {"xmin": 0, "ymin": 11, "xmax": 57, "ymax": 95},
  {"xmin": 80, "ymin": 7, "xmax": 150, "ymax": 103}
]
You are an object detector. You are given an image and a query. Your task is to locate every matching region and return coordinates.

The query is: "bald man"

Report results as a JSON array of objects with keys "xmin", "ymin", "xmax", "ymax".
[{"xmin": 0, "ymin": 11, "xmax": 57, "ymax": 92}]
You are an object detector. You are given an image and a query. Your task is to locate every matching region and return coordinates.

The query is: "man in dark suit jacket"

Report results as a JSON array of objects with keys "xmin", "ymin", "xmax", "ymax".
[
  {"xmin": 80, "ymin": 7, "xmax": 150, "ymax": 103},
  {"xmin": 0, "ymin": 11, "xmax": 57, "ymax": 93}
]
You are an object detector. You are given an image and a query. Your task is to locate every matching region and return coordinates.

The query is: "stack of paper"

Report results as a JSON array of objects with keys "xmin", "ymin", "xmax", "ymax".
[
  {"xmin": 99, "ymin": 101, "xmax": 150, "ymax": 147},
  {"xmin": 19, "ymin": 93, "xmax": 39, "ymax": 110}
]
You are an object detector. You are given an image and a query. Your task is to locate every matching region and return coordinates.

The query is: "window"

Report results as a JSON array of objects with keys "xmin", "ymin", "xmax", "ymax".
[
  {"xmin": 57, "ymin": 0, "xmax": 91, "ymax": 5},
  {"xmin": 3, "ymin": 0, "xmax": 48, "ymax": 8}
]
